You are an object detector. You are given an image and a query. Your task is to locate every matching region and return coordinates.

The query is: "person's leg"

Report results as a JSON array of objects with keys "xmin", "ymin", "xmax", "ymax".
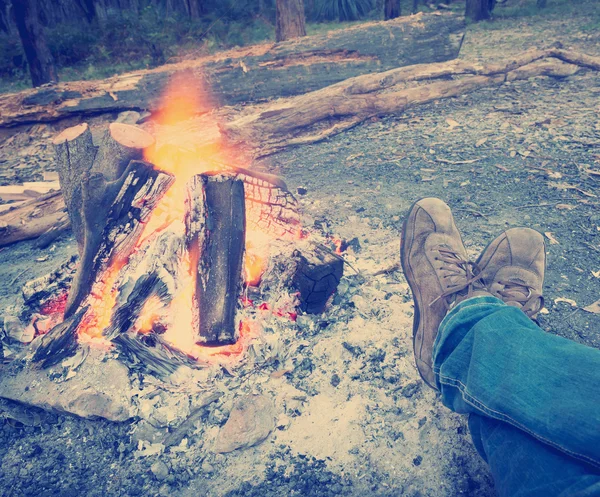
[
  {"xmin": 433, "ymin": 295, "xmax": 600, "ymax": 469},
  {"xmin": 468, "ymin": 414, "xmax": 600, "ymax": 497},
  {"xmin": 401, "ymin": 198, "xmax": 600, "ymax": 496}
]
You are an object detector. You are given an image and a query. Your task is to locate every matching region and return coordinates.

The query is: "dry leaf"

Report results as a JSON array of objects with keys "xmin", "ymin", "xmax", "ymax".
[
  {"xmin": 509, "ymin": 150, "xmax": 517, "ymax": 158},
  {"xmin": 554, "ymin": 297, "xmax": 577, "ymax": 307},
  {"xmin": 270, "ymin": 369, "xmax": 292, "ymax": 379},
  {"xmin": 547, "ymin": 171, "xmax": 563, "ymax": 179},
  {"xmin": 495, "ymin": 164, "xmax": 509, "ymax": 172},
  {"xmin": 544, "ymin": 232, "xmax": 560, "ymax": 245},
  {"xmin": 446, "ymin": 118, "xmax": 461, "ymax": 129},
  {"xmin": 583, "ymin": 299, "xmax": 600, "ymax": 314},
  {"xmin": 475, "ymin": 138, "xmax": 488, "ymax": 147},
  {"xmin": 592, "ymin": 270, "xmax": 600, "ymax": 278},
  {"xmin": 555, "ymin": 204, "xmax": 576, "ymax": 211}
]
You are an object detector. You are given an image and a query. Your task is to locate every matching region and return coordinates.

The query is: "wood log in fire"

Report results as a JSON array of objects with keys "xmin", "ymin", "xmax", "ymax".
[{"xmin": 186, "ymin": 175, "xmax": 246, "ymax": 346}]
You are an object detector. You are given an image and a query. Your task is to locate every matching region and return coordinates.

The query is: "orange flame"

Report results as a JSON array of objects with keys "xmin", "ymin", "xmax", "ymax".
[{"xmin": 76, "ymin": 72, "xmax": 277, "ymax": 364}]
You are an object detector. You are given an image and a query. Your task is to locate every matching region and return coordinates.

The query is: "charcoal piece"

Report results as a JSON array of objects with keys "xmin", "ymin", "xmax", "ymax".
[{"xmin": 292, "ymin": 244, "xmax": 344, "ymax": 314}]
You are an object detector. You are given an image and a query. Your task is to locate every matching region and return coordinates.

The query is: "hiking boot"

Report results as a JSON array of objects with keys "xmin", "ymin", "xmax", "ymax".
[
  {"xmin": 476, "ymin": 228, "xmax": 546, "ymax": 319},
  {"xmin": 401, "ymin": 198, "xmax": 488, "ymax": 388}
]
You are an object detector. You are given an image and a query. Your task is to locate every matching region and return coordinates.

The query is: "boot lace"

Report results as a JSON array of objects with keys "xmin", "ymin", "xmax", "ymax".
[
  {"xmin": 430, "ymin": 247, "xmax": 485, "ymax": 308},
  {"xmin": 496, "ymin": 280, "xmax": 544, "ymax": 318}
]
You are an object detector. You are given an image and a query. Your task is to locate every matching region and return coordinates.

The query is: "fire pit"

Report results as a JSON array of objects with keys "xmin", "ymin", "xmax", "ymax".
[{"xmin": 1, "ymin": 76, "xmax": 344, "ymax": 414}]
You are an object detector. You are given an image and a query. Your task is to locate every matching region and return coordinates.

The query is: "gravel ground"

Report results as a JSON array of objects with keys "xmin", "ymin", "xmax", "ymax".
[{"xmin": 1, "ymin": 8, "xmax": 600, "ymax": 497}]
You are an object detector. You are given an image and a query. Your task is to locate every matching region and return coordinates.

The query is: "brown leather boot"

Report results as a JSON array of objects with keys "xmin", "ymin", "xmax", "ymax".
[
  {"xmin": 401, "ymin": 198, "xmax": 488, "ymax": 388},
  {"xmin": 476, "ymin": 228, "xmax": 546, "ymax": 319}
]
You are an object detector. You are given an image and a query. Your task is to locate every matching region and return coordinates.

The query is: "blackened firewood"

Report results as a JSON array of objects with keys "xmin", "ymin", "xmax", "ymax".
[
  {"xmin": 103, "ymin": 274, "xmax": 170, "ymax": 340},
  {"xmin": 230, "ymin": 167, "xmax": 300, "ymax": 238},
  {"xmin": 64, "ymin": 160, "xmax": 174, "ymax": 318},
  {"xmin": 186, "ymin": 175, "xmax": 245, "ymax": 346},
  {"xmin": 112, "ymin": 333, "xmax": 189, "ymax": 379},
  {"xmin": 31, "ymin": 306, "xmax": 87, "ymax": 368},
  {"xmin": 292, "ymin": 244, "xmax": 344, "ymax": 314}
]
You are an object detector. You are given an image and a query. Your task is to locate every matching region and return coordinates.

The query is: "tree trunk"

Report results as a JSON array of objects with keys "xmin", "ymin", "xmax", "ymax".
[
  {"xmin": 412, "ymin": 0, "xmax": 419, "ymax": 13},
  {"xmin": 0, "ymin": 13, "xmax": 465, "ymax": 127},
  {"xmin": 385, "ymin": 0, "xmax": 401, "ymax": 19},
  {"xmin": 276, "ymin": 0, "xmax": 306, "ymax": 42},
  {"xmin": 465, "ymin": 0, "xmax": 491, "ymax": 21},
  {"xmin": 11, "ymin": 0, "xmax": 58, "ymax": 87}
]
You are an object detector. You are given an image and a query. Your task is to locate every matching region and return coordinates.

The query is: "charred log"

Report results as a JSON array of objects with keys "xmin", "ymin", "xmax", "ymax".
[
  {"xmin": 53, "ymin": 123, "xmax": 155, "ymax": 251},
  {"xmin": 64, "ymin": 160, "xmax": 174, "ymax": 318},
  {"xmin": 292, "ymin": 244, "xmax": 344, "ymax": 313},
  {"xmin": 31, "ymin": 306, "xmax": 87, "ymax": 368},
  {"xmin": 186, "ymin": 175, "xmax": 246, "ymax": 346},
  {"xmin": 113, "ymin": 332, "xmax": 192, "ymax": 379}
]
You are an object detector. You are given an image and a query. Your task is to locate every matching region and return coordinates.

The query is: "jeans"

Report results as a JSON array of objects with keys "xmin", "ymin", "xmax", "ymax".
[{"xmin": 433, "ymin": 296, "xmax": 600, "ymax": 497}]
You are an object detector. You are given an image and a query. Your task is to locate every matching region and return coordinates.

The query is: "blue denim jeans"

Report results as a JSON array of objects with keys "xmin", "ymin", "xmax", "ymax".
[{"xmin": 433, "ymin": 296, "xmax": 600, "ymax": 497}]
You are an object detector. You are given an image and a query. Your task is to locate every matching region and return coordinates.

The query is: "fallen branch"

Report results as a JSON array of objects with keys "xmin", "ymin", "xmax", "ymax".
[{"xmin": 222, "ymin": 48, "xmax": 600, "ymax": 157}]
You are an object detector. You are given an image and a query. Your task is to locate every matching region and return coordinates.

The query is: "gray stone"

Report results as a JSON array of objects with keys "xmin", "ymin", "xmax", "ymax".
[
  {"xmin": 0, "ymin": 348, "xmax": 136, "ymax": 421},
  {"xmin": 214, "ymin": 394, "xmax": 275, "ymax": 453},
  {"xmin": 150, "ymin": 460, "xmax": 169, "ymax": 481}
]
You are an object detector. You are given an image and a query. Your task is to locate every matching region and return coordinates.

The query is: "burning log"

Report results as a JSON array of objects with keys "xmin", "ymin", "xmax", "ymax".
[
  {"xmin": 65, "ymin": 159, "xmax": 175, "ymax": 318},
  {"xmin": 53, "ymin": 122, "xmax": 156, "ymax": 251},
  {"xmin": 32, "ymin": 306, "xmax": 87, "ymax": 368},
  {"xmin": 186, "ymin": 175, "xmax": 246, "ymax": 346}
]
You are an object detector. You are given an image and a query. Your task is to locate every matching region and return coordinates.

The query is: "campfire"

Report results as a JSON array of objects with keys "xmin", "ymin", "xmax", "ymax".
[{"xmin": 21, "ymin": 75, "xmax": 344, "ymax": 378}]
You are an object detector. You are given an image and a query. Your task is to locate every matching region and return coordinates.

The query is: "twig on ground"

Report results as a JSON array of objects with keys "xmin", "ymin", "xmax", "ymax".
[
  {"xmin": 454, "ymin": 208, "xmax": 488, "ymax": 219},
  {"xmin": 435, "ymin": 157, "xmax": 485, "ymax": 165}
]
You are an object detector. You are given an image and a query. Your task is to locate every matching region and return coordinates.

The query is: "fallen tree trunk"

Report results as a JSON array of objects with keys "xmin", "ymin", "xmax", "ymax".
[
  {"xmin": 0, "ymin": 13, "xmax": 464, "ymax": 127},
  {"xmin": 0, "ymin": 190, "xmax": 67, "ymax": 247},
  {"xmin": 2, "ymin": 48, "xmax": 599, "ymax": 248},
  {"xmin": 222, "ymin": 48, "xmax": 600, "ymax": 157}
]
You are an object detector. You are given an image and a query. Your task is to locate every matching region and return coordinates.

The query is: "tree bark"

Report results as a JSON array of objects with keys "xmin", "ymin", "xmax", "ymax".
[
  {"xmin": 276, "ymin": 0, "xmax": 306, "ymax": 42},
  {"xmin": 11, "ymin": 0, "xmax": 58, "ymax": 87},
  {"xmin": 465, "ymin": 0, "xmax": 491, "ymax": 21},
  {"xmin": 385, "ymin": 0, "xmax": 401, "ymax": 19},
  {"xmin": 223, "ymin": 48, "xmax": 599, "ymax": 157}
]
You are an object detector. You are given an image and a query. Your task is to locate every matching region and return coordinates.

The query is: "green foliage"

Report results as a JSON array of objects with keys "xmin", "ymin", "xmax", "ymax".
[{"xmin": 316, "ymin": 0, "xmax": 374, "ymax": 21}]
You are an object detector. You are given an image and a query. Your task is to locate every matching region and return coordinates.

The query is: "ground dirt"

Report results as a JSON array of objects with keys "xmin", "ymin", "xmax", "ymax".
[{"xmin": 1, "ymin": 9, "xmax": 599, "ymax": 497}]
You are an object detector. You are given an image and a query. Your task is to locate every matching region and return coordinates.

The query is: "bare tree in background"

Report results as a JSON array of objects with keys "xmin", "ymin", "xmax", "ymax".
[
  {"xmin": 11, "ymin": 0, "xmax": 58, "ymax": 87},
  {"xmin": 276, "ymin": 0, "xmax": 306, "ymax": 42},
  {"xmin": 385, "ymin": 0, "xmax": 400, "ymax": 19}
]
